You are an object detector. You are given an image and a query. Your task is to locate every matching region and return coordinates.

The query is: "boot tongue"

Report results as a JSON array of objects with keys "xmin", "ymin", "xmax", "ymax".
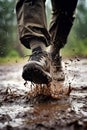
[
  {"xmin": 30, "ymin": 47, "xmax": 44, "ymax": 61},
  {"xmin": 32, "ymin": 46, "xmax": 42, "ymax": 53}
]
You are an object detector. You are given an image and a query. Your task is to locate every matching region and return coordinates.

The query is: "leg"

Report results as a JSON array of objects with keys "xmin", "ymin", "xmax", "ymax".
[
  {"xmin": 50, "ymin": 0, "xmax": 78, "ymax": 49},
  {"xmin": 16, "ymin": 0, "xmax": 52, "ymax": 84},
  {"xmin": 16, "ymin": 0, "xmax": 50, "ymax": 49},
  {"xmin": 49, "ymin": 0, "xmax": 78, "ymax": 81}
]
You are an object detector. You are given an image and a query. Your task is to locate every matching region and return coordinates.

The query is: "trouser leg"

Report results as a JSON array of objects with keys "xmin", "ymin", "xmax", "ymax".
[
  {"xmin": 49, "ymin": 0, "xmax": 78, "ymax": 49},
  {"xmin": 16, "ymin": 0, "xmax": 50, "ymax": 49}
]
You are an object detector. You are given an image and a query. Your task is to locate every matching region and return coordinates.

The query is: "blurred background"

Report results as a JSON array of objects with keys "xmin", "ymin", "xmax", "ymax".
[{"xmin": 0, "ymin": 0, "xmax": 87, "ymax": 63}]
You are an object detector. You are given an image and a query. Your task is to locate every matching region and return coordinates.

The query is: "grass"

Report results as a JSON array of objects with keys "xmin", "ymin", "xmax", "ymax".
[
  {"xmin": 0, "ymin": 56, "xmax": 28, "ymax": 65},
  {"xmin": 62, "ymin": 47, "xmax": 87, "ymax": 58},
  {"xmin": 0, "ymin": 38, "xmax": 87, "ymax": 64},
  {"xmin": 0, "ymin": 49, "xmax": 30, "ymax": 64},
  {"xmin": 61, "ymin": 38, "xmax": 87, "ymax": 58}
]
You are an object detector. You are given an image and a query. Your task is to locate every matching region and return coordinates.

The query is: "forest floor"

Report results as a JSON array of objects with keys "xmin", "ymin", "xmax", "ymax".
[{"xmin": 0, "ymin": 58, "xmax": 87, "ymax": 130}]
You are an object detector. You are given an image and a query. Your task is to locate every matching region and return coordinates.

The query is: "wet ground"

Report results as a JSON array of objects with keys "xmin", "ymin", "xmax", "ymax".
[{"xmin": 0, "ymin": 58, "xmax": 87, "ymax": 130}]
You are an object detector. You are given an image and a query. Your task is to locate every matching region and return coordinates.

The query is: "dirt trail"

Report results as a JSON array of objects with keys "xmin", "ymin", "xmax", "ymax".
[{"xmin": 0, "ymin": 59, "xmax": 87, "ymax": 130}]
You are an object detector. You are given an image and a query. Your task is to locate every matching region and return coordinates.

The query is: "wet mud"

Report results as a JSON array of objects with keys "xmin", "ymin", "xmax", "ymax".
[{"xmin": 0, "ymin": 59, "xmax": 87, "ymax": 130}]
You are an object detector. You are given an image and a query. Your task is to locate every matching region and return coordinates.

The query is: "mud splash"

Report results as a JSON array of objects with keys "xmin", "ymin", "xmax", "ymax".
[{"xmin": 0, "ymin": 59, "xmax": 87, "ymax": 130}]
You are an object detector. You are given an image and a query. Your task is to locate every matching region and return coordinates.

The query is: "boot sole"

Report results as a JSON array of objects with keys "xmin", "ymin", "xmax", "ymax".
[{"xmin": 22, "ymin": 62, "xmax": 52, "ymax": 84}]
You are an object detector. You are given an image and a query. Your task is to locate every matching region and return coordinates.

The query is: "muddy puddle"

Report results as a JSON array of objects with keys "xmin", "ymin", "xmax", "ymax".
[{"xmin": 0, "ymin": 59, "xmax": 87, "ymax": 130}]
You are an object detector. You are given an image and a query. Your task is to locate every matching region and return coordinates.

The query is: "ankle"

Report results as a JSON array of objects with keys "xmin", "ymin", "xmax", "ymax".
[
  {"xmin": 50, "ymin": 45, "xmax": 60, "ymax": 57},
  {"xmin": 50, "ymin": 45, "xmax": 60, "ymax": 54},
  {"xmin": 30, "ymin": 40, "xmax": 46, "ymax": 52},
  {"xmin": 32, "ymin": 46, "xmax": 43, "ymax": 53}
]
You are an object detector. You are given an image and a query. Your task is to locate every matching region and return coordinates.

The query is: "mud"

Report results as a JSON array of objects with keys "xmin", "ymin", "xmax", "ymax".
[{"xmin": 0, "ymin": 59, "xmax": 87, "ymax": 130}]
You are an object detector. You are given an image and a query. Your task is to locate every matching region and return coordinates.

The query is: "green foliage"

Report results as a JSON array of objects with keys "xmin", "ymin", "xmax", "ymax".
[
  {"xmin": 74, "ymin": 0, "xmax": 87, "ymax": 40},
  {"xmin": 7, "ymin": 50, "xmax": 20, "ymax": 58},
  {"xmin": 0, "ymin": 0, "xmax": 16, "ymax": 57},
  {"xmin": 62, "ymin": 37, "xmax": 87, "ymax": 57}
]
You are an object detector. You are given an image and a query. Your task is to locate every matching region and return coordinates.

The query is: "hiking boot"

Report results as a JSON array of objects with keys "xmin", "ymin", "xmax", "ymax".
[
  {"xmin": 22, "ymin": 48, "xmax": 52, "ymax": 84},
  {"xmin": 49, "ymin": 46, "xmax": 65, "ymax": 81}
]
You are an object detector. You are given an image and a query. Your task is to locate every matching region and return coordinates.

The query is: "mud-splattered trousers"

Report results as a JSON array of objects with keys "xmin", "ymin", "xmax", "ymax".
[{"xmin": 16, "ymin": 0, "xmax": 78, "ymax": 49}]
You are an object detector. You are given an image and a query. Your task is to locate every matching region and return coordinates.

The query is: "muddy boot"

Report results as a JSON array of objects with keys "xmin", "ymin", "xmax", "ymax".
[
  {"xmin": 22, "ymin": 47, "xmax": 52, "ymax": 84},
  {"xmin": 49, "ymin": 45, "xmax": 65, "ymax": 81}
]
